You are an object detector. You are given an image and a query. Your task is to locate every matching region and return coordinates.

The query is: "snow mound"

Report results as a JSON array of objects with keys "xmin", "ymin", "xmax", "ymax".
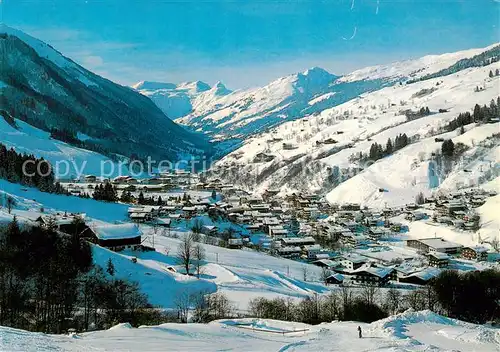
[
  {"xmin": 372, "ymin": 309, "xmax": 458, "ymax": 339},
  {"xmin": 108, "ymin": 322, "xmax": 133, "ymax": 330}
]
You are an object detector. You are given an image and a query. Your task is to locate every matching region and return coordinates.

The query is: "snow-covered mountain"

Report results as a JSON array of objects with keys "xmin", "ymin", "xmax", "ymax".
[
  {"xmin": 213, "ymin": 47, "xmax": 500, "ymax": 212},
  {"xmin": 136, "ymin": 44, "xmax": 498, "ymax": 141},
  {"xmin": 0, "ymin": 25, "xmax": 212, "ymax": 161},
  {"xmin": 132, "ymin": 80, "xmax": 226, "ymax": 119}
]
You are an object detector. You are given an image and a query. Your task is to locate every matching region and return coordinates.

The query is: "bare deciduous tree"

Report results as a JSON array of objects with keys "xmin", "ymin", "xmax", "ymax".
[
  {"xmin": 302, "ymin": 265, "xmax": 309, "ymax": 282},
  {"xmin": 193, "ymin": 244, "xmax": 206, "ymax": 279},
  {"xmin": 385, "ymin": 287, "xmax": 401, "ymax": 315},
  {"xmin": 321, "ymin": 267, "xmax": 332, "ymax": 285},
  {"xmin": 177, "ymin": 233, "xmax": 195, "ymax": 275},
  {"xmin": 360, "ymin": 285, "xmax": 379, "ymax": 306}
]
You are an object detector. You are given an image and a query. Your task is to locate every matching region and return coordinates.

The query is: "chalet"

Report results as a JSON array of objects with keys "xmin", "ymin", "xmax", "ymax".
[
  {"xmin": 280, "ymin": 237, "xmax": 316, "ymax": 247},
  {"xmin": 352, "ymin": 266, "xmax": 394, "ymax": 286},
  {"xmin": 445, "ymin": 201, "xmax": 466, "ymax": 214},
  {"xmin": 406, "ymin": 238, "xmax": 463, "ymax": 254},
  {"xmin": 84, "ymin": 175, "xmax": 97, "ymax": 183},
  {"xmin": 301, "ymin": 207, "xmax": 319, "ymax": 220},
  {"xmin": 340, "ymin": 203, "xmax": 361, "ymax": 211},
  {"xmin": 91, "ymin": 223, "xmax": 142, "ymax": 251},
  {"xmin": 312, "ymin": 259, "xmax": 338, "ymax": 268},
  {"xmin": 168, "ymin": 213, "xmax": 181, "ymax": 225},
  {"xmin": 156, "ymin": 218, "xmax": 171, "ymax": 227},
  {"xmin": 461, "ymin": 246, "xmax": 488, "ymax": 261},
  {"xmin": 277, "ymin": 246, "xmax": 302, "ymax": 258},
  {"xmin": 427, "ymin": 252, "xmax": 450, "ymax": 268},
  {"xmin": 269, "ymin": 226, "xmax": 288, "ymax": 238},
  {"xmin": 245, "ymin": 224, "xmax": 262, "ymax": 233},
  {"xmin": 250, "ymin": 203, "xmax": 271, "ymax": 212},
  {"xmin": 339, "ymin": 254, "xmax": 367, "ymax": 271},
  {"xmin": 368, "ymin": 227, "xmax": 386, "ymax": 240},
  {"xmin": 399, "ymin": 268, "xmax": 441, "ymax": 285},
  {"xmin": 201, "ymin": 225, "xmax": 218, "ymax": 236},
  {"xmin": 325, "ymin": 273, "xmax": 344, "ymax": 285},
  {"xmin": 340, "ymin": 233, "xmax": 369, "ymax": 247},
  {"xmin": 112, "ymin": 176, "xmax": 131, "ymax": 184},
  {"xmin": 126, "ymin": 178, "xmax": 139, "ymax": 184},
  {"xmin": 228, "ymin": 238, "xmax": 244, "ymax": 249},
  {"xmin": 182, "ymin": 206, "xmax": 197, "ymax": 217},
  {"xmin": 140, "ymin": 184, "xmax": 165, "ymax": 192},
  {"xmin": 303, "ymin": 244, "xmax": 322, "ymax": 259},
  {"xmin": 146, "ymin": 177, "xmax": 163, "ymax": 185},
  {"xmin": 129, "ymin": 212, "xmax": 148, "ymax": 222}
]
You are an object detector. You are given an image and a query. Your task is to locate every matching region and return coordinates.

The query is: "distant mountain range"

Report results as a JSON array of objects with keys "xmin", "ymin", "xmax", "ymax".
[
  {"xmin": 0, "ymin": 24, "xmax": 212, "ymax": 162},
  {"xmin": 133, "ymin": 44, "xmax": 498, "ymax": 140}
]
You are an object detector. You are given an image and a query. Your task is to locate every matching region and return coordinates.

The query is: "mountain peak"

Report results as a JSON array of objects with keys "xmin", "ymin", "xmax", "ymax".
[
  {"xmin": 132, "ymin": 81, "xmax": 177, "ymax": 90},
  {"xmin": 302, "ymin": 66, "xmax": 333, "ymax": 77},
  {"xmin": 178, "ymin": 80, "xmax": 211, "ymax": 93},
  {"xmin": 211, "ymin": 81, "xmax": 231, "ymax": 96}
]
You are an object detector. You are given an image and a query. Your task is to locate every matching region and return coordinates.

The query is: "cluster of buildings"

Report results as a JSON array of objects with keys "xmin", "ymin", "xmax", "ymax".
[{"xmin": 56, "ymin": 175, "xmax": 497, "ymax": 288}]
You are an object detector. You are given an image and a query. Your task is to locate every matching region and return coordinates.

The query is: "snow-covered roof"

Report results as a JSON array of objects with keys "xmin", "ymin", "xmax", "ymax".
[
  {"xmin": 354, "ymin": 266, "xmax": 394, "ymax": 278},
  {"xmin": 92, "ymin": 223, "xmax": 142, "ymax": 240},
  {"xmin": 327, "ymin": 273, "xmax": 344, "ymax": 281},
  {"xmin": 341, "ymin": 254, "xmax": 368, "ymax": 264},
  {"xmin": 281, "ymin": 236, "xmax": 315, "ymax": 245},
  {"xmin": 404, "ymin": 268, "xmax": 441, "ymax": 281},
  {"xmin": 427, "ymin": 251, "xmax": 450, "ymax": 260},
  {"xmin": 464, "ymin": 246, "xmax": 488, "ymax": 253},
  {"xmin": 418, "ymin": 238, "xmax": 463, "ymax": 249}
]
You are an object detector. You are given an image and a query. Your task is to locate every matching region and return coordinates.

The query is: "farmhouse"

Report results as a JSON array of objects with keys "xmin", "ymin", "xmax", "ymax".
[
  {"xmin": 325, "ymin": 273, "xmax": 344, "ymax": 285},
  {"xmin": 399, "ymin": 268, "xmax": 441, "ymax": 285},
  {"xmin": 91, "ymin": 223, "xmax": 142, "ymax": 251},
  {"xmin": 228, "ymin": 238, "xmax": 243, "ymax": 249},
  {"xmin": 427, "ymin": 252, "xmax": 450, "ymax": 268},
  {"xmin": 280, "ymin": 237, "xmax": 316, "ymax": 247},
  {"xmin": 339, "ymin": 254, "xmax": 367, "ymax": 271},
  {"xmin": 352, "ymin": 266, "xmax": 394, "ymax": 286},
  {"xmin": 277, "ymin": 246, "xmax": 302, "ymax": 258}
]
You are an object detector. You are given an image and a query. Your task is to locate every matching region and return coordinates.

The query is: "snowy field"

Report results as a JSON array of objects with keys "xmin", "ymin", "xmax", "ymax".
[{"xmin": 1, "ymin": 310, "xmax": 498, "ymax": 352}]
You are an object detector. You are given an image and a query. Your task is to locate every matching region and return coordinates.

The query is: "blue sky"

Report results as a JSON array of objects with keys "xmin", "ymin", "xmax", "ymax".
[{"xmin": 4, "ymin": 0, "xmax": 499, "ymax": 89}]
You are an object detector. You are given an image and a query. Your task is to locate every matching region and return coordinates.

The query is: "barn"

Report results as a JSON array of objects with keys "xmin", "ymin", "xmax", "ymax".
[{"xmin": 91, "ymin": 223, "xmax": 142, "ymax": 251}]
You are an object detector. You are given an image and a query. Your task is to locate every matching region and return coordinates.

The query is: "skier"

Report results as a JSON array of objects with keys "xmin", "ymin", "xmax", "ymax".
[{"xmin": 357, "ymin": 326, "xmax": 362, "ymax": 338}]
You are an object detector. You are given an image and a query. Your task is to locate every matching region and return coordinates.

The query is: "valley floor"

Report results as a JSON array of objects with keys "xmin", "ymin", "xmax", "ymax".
[{"xmin": 1, "ymin": 310, "xmax": 498, "ymax": 352}]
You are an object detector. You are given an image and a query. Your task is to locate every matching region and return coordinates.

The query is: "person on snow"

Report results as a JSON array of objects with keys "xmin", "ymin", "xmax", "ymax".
[{"xmin": 357, "ymin": 326, "xmax": 362, "ymax": 338}]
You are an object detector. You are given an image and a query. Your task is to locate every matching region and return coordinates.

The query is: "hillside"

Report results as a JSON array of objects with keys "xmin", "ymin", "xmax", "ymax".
[
  {"xmin": 0, "ymin": 25, "xmax": 211, "ymax": 161},
  {"xmin": 2, "ymin": 310, "xmax": 498, "ymax": 351},
  {"xmin": 213, "ymin": 57, "xmax": 500, "ymax": 208}
]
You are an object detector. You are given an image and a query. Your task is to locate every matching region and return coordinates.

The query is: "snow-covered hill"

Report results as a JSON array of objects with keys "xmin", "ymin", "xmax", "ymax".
[
  {"xmin": 0, "ymin": 25, "xmax": 211, "ymax": 161},
  {"xmin": 2, "ymin": 310, "xmax": 498, "ymax": 351},
  {"xmin": 214, "ymin": 57, "xmax": 500, "ymax": 210},
  {"xmin": 338, "ymin": 43, "xmax": 500, "ymax": 83}
]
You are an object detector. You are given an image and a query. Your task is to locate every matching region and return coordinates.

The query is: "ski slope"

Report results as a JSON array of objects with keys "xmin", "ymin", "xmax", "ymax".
[{"xmin": 1, "ymin": 310, "xmax": 498, "ymax": 351}]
